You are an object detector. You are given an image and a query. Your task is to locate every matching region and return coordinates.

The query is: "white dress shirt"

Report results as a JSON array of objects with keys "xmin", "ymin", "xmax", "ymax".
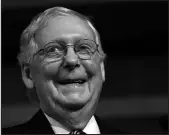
[{"xmin": 44, "ymin": 113, "xmax": 100, "ymax": 134}]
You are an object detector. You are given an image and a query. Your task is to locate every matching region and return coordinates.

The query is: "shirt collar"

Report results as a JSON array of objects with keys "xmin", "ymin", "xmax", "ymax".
[{"xmin": 44, "ymin": 113, "xmax": 100, "ymax": 134}]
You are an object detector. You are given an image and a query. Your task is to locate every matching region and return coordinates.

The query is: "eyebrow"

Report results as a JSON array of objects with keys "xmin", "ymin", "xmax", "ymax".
[
  {"xmin": 45, "ymin": 37, "xmax": 92, "ymax": 46},
  {"xmin": 44, "ymin": 34, "xmax": 94, "ymax": 45},
  {"xmin": 45, "ymin": 39, "xmax": 66, "ymax": 45}
]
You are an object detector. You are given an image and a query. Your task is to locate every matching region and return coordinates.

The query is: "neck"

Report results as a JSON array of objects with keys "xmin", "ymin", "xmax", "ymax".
[
  {"xmin": 61, "ymin": 106, "xmax": 95, "ymax": 130},
  {"xmin": 44, "ymin": 102, "xmax": 98, "ymax": 130},
  {"xmin": 42, "ymin": 91, "xmax": 100, "ymax": 130}
]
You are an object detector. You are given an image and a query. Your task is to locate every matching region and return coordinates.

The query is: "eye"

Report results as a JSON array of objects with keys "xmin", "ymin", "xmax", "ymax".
[
  {"xmin": 76, "ymin": 43, "xmax": 95, "ymax": 54},
  {"xmin": 45, "ymin": 45, "xmax": 64, "ymax": 55}
]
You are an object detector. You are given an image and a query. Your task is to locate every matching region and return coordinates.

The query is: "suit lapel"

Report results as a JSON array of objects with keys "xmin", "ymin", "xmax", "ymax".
[{"xmin": 28, "ymin": 111, "xmax": 126, "ymax": 134}]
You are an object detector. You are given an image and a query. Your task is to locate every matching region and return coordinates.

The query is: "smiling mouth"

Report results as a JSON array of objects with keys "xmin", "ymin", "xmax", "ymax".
[{"xmin": 58, "ymin": 78, "xmax": 87, "ymax": 85}]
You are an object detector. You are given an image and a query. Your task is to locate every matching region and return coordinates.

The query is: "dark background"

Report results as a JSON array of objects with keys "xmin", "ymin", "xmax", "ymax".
[{"xmin": 2, "ymin": 0, "xmax": 168, "ymax": 134}]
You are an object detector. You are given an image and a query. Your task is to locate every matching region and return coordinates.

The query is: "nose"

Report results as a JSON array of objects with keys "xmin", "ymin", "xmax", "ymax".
[{"xmin": 63, "ymin": 47, "xmax": 80, "ymax": 70}]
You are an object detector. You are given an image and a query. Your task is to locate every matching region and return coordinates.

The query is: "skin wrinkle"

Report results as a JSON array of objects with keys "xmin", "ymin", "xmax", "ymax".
[
  {"xmin": 47, "ymin": 54, "xmax": 101, "ymax": 129},
  {"xmin": 18, "ymin": 7, "xmax": 105, "ymax": 66},
  {"xmin": 23, "ymin": 14, "xmax": 105, "ymax": 130}
]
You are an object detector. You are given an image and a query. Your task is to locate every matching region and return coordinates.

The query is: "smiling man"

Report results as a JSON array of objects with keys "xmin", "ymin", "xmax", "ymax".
[{"xmin": 3, "ymin": 7, "xmax": 124, "ymax": 134}]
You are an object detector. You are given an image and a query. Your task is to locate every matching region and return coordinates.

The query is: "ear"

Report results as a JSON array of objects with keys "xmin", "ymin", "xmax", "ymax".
[
  {"xmin": 100, "ymin": 61, "xmax": 105, "ymax": 81},
  {"xmin": 21, "ymin": 63, "xmax": 34, "ymax": 89}
]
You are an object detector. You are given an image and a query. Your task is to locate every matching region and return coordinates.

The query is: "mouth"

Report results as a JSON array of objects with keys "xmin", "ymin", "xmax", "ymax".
[
  {"xmin": 53, "ymin": 76, "xmax": 91, "ymax": 107},
  {"xmin": 58, "ymin": 78, "xmax": 87, "ymax": 85}
]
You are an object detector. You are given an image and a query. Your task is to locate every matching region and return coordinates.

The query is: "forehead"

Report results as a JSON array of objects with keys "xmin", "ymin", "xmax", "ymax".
[{"xmin": 35, "ymin": 15, "xmax": 95, "ymax": 46}]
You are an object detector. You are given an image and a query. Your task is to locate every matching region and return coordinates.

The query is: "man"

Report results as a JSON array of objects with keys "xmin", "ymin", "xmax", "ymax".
[{"xmin": 3, "ymin": 7, "xmax": 124, "ymax": 134}]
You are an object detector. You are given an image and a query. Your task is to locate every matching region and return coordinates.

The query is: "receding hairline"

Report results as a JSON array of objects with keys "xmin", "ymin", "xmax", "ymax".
[
  {"xmin": 34, "ymin": 15, "xmax": 96, "ymax": 45},
  {"xmin": 18, "ymin": 7, "xmax": 105, "ymax": 65}
]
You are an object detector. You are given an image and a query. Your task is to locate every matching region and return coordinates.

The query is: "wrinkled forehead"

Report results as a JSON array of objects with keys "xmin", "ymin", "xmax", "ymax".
[{"xmin": 35, "ymin": 15, "xmax": 95, "ymax": 47}]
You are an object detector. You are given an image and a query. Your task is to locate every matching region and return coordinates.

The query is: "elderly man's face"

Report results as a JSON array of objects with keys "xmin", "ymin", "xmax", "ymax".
[{"xmin": 25, "ymin": 15, "xmax": 105, "ymax": 117}]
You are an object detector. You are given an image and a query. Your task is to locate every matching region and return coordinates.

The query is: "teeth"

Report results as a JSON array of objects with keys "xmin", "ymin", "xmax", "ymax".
[
  {"xmin": 71, "ymin": 80, "xmax": 83, "ymax": 84},
  {"xmin": 60, "ymin": 79, "xmax": 85, "ymax": 84},
  {"xmin": 74, "ymin": 80, "xmax": 82, "ymax": 83}
]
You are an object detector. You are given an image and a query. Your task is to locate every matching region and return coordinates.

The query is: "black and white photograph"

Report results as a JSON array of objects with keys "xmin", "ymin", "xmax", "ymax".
[{"xmin": 2, "ymin": 0, "xmax": 168, "ymax": 134}]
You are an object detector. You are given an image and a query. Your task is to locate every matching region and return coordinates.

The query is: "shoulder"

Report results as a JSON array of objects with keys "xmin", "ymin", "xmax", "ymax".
[
  {"xmin": 2, "ymin": 110, "xmax": 54, "ymax": 134},
  {"xmin": 2, "ymin": 122, "xmax": 33, "ymax": 134}
]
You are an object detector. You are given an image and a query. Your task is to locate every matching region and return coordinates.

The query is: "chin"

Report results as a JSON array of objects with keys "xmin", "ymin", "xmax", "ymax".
[{"xmin": 65, "ymin": 94, "xmax": 91, "ymax": 110}]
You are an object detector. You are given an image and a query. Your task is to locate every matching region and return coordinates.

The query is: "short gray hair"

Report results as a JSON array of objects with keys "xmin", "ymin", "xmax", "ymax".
[{"xmin": 17, "ymin": 7, "xmax": 106, "ymax": 66}]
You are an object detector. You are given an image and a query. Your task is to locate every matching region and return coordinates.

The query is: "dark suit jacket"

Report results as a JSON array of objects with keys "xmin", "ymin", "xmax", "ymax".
[{"xmin": 2, "ymin": 109, "xmax": 126, "ymax": 134}]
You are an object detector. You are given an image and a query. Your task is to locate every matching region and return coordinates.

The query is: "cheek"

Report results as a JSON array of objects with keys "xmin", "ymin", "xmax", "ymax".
[
  {"xmin": 82, "ymin": 57, "xmax": 102, "ymax": 78},
  {"xmin": 35, "ymin": 81, "xmax": 60, "ymax": 111},
  {"xmin": 83, "ymin": 58, "xmax": 103, "ymax": 105},
  {"xmin": 30, "ymin": 60, "xmax": 61, "ymax": 98},
  {"xmin": 82, "ymin": 57, "xmax": 103, "ymax": 93},
  {"xmin": 42, "ymin": 61, "xmax": 62, "ymax": 78},
  {"xmin": 31, "ymin": 59, "xmax": 62, "ymax": 80}
]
